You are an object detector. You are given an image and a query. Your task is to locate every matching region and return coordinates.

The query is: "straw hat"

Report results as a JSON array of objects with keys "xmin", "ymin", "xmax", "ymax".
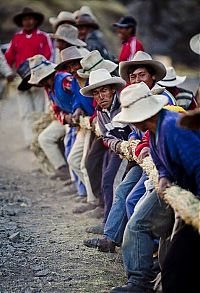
[
  {"xmin": 158, "ymin": 67, "xmax": 186, "ymax": 87},
  {"xmin": 113, "ymin": 82, "xmax": 168, "ymax": 123},
  {"xmin": 51, "ymin": 24, "xmax": 86, "ymax": 47},
  {"xmin": 77, "ymin": 50, "xmax": 118, "ymax": 78},
  {"xmin": 13, "ymin": 7, "xmax": 44, "ymax": 27},
  {"xmin": 189, "ymin": 33, "xmax": 200, "ymax": 55},
  {"xmin": 55, "ymin": 46, "xmax": 90, "ymax": 70},
  {"xmin": 119, "ymin": 51, "xmax": 166, "ymax": 82},
  {"xmin": 17, "ymin": 60, "xmax": 32, "ymax": 91},
  {"xmin": 28, "ymin": 55, "xmax": 56, "ymax": 85},
  {"xmin": 49, "ymin": 11, "xmax": 75, "ymax": 29},
  {"xmin": 80, "ymin": 68, "xmax": 126, "ymax": 97}
]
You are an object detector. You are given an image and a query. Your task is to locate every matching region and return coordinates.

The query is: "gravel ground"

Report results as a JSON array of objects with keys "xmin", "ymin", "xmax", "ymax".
[{"xmin": 0, "ymin": 167, "xmax": 125, "ymax": 293}]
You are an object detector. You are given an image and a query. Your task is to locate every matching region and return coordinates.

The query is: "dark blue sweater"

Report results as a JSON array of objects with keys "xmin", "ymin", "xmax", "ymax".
[{"xmin": 150, "ymin": 109, "xmax": 200, "ymax": 195}]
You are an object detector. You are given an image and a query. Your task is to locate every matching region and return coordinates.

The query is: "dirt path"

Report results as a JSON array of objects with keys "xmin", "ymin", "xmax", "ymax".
[{"xmin": 0, "ymin": 88, "xmax": 125, "ymax": 293}]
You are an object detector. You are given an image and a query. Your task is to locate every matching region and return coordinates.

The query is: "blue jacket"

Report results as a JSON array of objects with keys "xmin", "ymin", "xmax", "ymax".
[
  {"xmin": 49, "ymin": 72, "xmax": 74, "ymax": 114},
  {"xmin": 150, "ymin": 109, "xmax": 200, "ymax": 195},
  {"xmin": 71, "ymin": 78, "xmax": 94, "ymax": 116}
]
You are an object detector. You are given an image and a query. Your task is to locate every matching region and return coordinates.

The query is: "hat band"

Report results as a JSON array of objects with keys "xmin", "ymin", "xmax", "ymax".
[
  {"xmin": 83, "ymin": 58, "xmax": 104, "ymax": 73},
  {"xmin": 30, "ymin": 60, "xmax": 51, "ymax": 70},
  {"xmin": 123, "ymin": 93, "xmax": 153, "ymax": 108},
  {"xmin": 163, "ymin": 77, "xmax": 176, "ymax": 81}
]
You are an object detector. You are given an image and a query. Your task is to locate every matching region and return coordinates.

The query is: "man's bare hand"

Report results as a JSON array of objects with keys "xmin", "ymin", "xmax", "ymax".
[
  {"xmin": 137, "ymin": 147, "xmax": 150, "ymax": 163},
  {"xmin": 158, "ymin": 177, "xmax": 171, "ymax": 198}
]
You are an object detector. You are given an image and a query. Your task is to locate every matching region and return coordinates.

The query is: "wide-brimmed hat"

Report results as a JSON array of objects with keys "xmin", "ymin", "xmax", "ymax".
[
  {"xmin": 113, "ymin": 16, "xmax": 137, "ymax": 28},
  {"xmin": 77, "ymin": 50, "xmax": 118, "ymax": 78},
  {"xmin": 80, "ymin": 68, "xmax": 126, "ymax": 97},
  {"xmin": 55, "ymin": 46, "xmax": 90, "ymax": 71},
  {"xmin": 17, "ymin": 60, "xmax": 32, "ymax": 91},
  {"xmin": 119, "ymin": 51, "xmax": 166, "ymax": 83},
  {"xmin": 28, "ymin": 55, "xmax": 56, "ymax": 85},
  {"xmin": 113, "ymin": 82, "xmax": 168, "ymax": 124},
  {"xmin": 49, "ymin": 11, "xmax": 75, "ymax": 30},
  {"xmin": 189, "ymin": 33, "xmax": 200, "ymax": 55},
  {"xmin": 76, "ymin": 14, "xmax": 99, "ymax": 29},
  {"xmin": 51, "ymin": 24, "xmax": 86, "ymax": 47},
  {"xmin": 158, "ymin": 67, "xmax": 186, "ymax": 87},
  {"xmin": 13, "ymin": 7, "xmax": 44, "ymax": 27}
]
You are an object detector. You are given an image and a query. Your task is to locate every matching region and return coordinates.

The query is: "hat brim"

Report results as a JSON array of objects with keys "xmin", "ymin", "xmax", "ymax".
[
  {"xmin": 18, "ymin": 75, "xmax": 32, "ymax": 91},
  {"xmin": 80, "ymin": 77, "xmax": 126, "ymax": 97},
  {"xmin": 113, "ymin": 23, "xmax": 134, "ymax": 28},
  {"xmin": 158, "ymin": 75, "xmax": 186, "ymax": 87},
  {"xmin": 76, "ymin": 22, "xmax": 99, "ymax": 29},
  {"xmin": 28, "ymin": 65, "xmax": 56, "ymax": 85},
  {"xmin": 49, "ymin": 17, "xmax": 75, "ymax": 29},
  {"xmin": 189, "ymin": 33, "xmax": 200, "ymax": 55},
  {"xmin": 119, "ymin": 59, "xmax": 166, "ymax": 83},
  {"xmin": 113, "ymin": 94, "xmax": 168, "ymax": 124},
  {"xmin": 13, "ymin": 11, "xmax": 44, "ymax": 27},
  {"xmin": 50, "ymin": 33, "xmax": 86, "ymax": 47},
  {"xmin": 77, "ymin": 60, "xmax": 118, "ymax": 78},
  {"xmin": 55, "ymin": 57, "xmax": 82, "ymax": 71}
]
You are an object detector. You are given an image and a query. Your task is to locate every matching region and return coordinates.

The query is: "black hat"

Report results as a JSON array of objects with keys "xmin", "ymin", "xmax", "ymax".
[
  {"xmin": 76, "ymin": 14, "xmax": 99, "ymax": 29},
  {"xmin": 113, "ymin": 16, "xmax": 137, "ymax": 28},
  {"xmin": 17, "ymin": 60, "xmax": 32, "ymax": 91},
  {"xmin": 13, "ymin": 7, "xmax": 44, "ymax": 27}
]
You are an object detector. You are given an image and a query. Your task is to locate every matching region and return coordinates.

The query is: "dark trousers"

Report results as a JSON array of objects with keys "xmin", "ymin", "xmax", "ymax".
[
  {"xmin": 101, "ymin": 149, "xmax": 122, "ymax": 223},
  {"xmin": 85, "ymin": 133, "xmax": 106, "ymax": 206},
  {"xmin": 162, "ymin": 224, "xmax": 200, "ymax": 293}
]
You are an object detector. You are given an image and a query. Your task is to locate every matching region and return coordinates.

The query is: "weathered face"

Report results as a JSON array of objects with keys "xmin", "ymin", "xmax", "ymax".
[
  {"xmin": 131, "ymin": 120, "xmax": 149, "ymax": 132},
  {"xmin": 56, "ymin": 40, "xmax": 71, "ymax": 51},
  {"xmin": 129, "ymin": 67, "xmax": 156, "ymax": 89},
  {"xmin": 92, "ymin": 85, "xmax": 115, "ymax": 109},
  {"xmin": 77, "ymin": 25, "xmax": 92, "ymax": 40},
  {"xmin": 22, "ymin": 16, "xmax": 37, "ymax": 31},
  {"xmin": 39, "ymin": 73, "xmax": 55, "ymax": 88},
  {"xmin": 115, "ymin": 27, "xmax": 133, "ymax": 42},
  {"xmin": 67, "ymin": 60, "xmax": 82, "ymax": 77}
]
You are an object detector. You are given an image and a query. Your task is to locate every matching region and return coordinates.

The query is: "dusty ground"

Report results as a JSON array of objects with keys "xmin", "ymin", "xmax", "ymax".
[{"xmin": 0, "ymin": 86, "xmax": 125, "ymax": 293}]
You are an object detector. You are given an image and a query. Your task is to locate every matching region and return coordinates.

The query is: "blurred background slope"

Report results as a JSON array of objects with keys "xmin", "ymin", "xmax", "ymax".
[{"xmin": 0, "ymin": 0, "xmax": 199, "ymax": 67}]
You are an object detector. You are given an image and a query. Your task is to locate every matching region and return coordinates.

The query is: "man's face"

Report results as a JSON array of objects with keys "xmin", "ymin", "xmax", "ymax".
[
  {"xmin": 77, "ymin": 25, "xmax": 92, "ymax": 41},
  {"xmin": 39, "ymin": 74, "xmax": 54, "ymax": 88},
  {"xmin": 131, "ymin": 120, "xmax": 149, "ymax": 132},
  {"xmin": 56, "ymin": 40, "xmax": 71, "ymax": 51},
  {"xmin": 67, "ymin": 60, "xmax": 81, "ymax": 77},
  {"xmin": 129, "ymin": 67, "xmax": 156, "ymax": 89},
  {"xmin": 115, "ymin": 27, "xmax": 133, "ymax": 42},
  {"xmin": 22, "ymin": 16, "xmax": 37, "ymax": 31},
  {"xmin": 92, "ymin": 85, "xmax": 115, "ymax": 109}
]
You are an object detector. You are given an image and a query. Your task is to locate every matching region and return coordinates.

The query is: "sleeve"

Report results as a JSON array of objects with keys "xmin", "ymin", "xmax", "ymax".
[
  {"xmin": 173, "ymin": 129, "xmax": 200, "ymax": 195},
  {"xmin": 5, "ymin": 39, "xmax": 16, "ymax": 67},
  {"xmin": 42, "ymin": 34, "xmax": 53, "ymax": 60},
  {"xmin": 51, "ymin": 102, "xmax": 67, "ymax": 125},
  {"xmin": 135, "ymin": 131, "xmax": 150, "ymax": 157},
  {"xmin": 150, "ymin": 147, "xmax": 172, "ymax": 181},
  {"xmin": 0, "ymin": 49, "xmax": 13, "ymax": 77},
  {"xmin": 97, "ymin": 114, "xmax": 122, "ymax": 153},
  {"xmin": 136, "ymin": 39, "xmax": 144, "ymax": 52}
]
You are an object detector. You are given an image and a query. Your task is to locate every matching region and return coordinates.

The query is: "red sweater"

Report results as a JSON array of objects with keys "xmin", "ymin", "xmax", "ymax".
[
  {"xmin": 119, "ymin": 36, "xmax": 144, "ymax": 62},
  {"xmin": 5, "ymin": 29, "xmax": 52, "ymax": 69}
]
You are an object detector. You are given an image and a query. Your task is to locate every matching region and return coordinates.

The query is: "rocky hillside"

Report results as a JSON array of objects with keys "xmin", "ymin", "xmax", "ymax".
[{"xmin": 0, "ymin": 0, "xmax": 127, "ymax": 57}]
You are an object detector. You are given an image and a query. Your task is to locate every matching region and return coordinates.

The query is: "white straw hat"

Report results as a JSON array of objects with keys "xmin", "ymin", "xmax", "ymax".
[
  {"xmin": 49, "ymin": 11, "xmax": 75, "ymax": 29},
  {"xmin": 158, "ymin": 67, "xmax": 186, "ymax": 87},
  {"xmin": 80, "ymin": 68, "xmax": 126, "ymax": 97},
  {"xmin": 77, "ymin": 50, "xmax": 118, "ymax": 78},
  {"xmin": 189, "ymin": 33, "xmax": 200, "ymax": 55},
  {"xmin": 113, "ymin": 82, "xmax": 168, "ymax": 123},
  {"xmin": 28, "ymin": 55, "xmax": 56, "ymax": 85},
  {"xmin": 119, "ymin": 51, "xmax": 166, "ymax": 82},
  {"xmin": 50, "ymin": 24, "xmax": 86, "ymax": 47},
  {"xmin": 55, "ymin": 46, "xmax": 90, "ymax": 70}
]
